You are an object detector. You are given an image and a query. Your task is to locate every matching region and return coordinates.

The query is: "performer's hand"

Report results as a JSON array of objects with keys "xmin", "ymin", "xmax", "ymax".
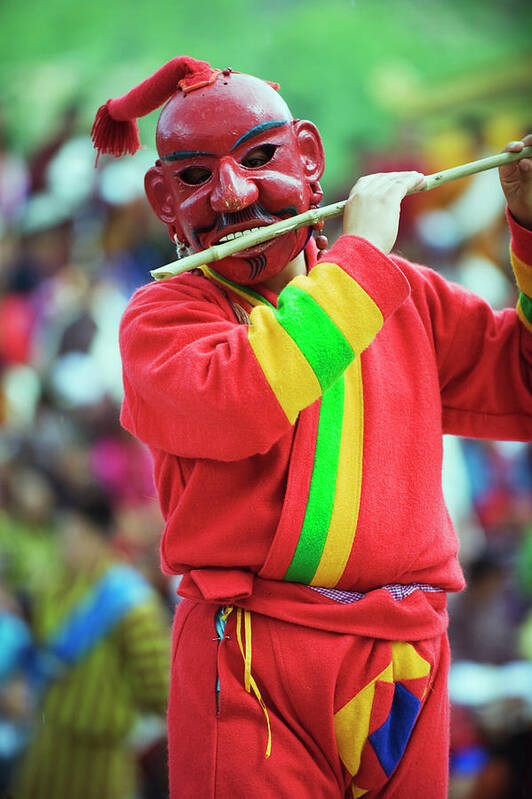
[
  {"xmin": 499, "ymin": 134, "xmax": 532, "ymax": 230},
  {"xmin": 343, "ymin": 171, "xmax": 426, "ymax": 254}
]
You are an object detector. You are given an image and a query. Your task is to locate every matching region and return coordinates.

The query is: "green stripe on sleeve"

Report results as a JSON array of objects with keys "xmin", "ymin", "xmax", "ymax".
[
  {"xmin": 519, "ymin": 291, "xmax": 532, "ymax": 325},
  {"xmin": 283, "ymin": 376, "xmax": 344, "ymax": 583},
  {"xmin": 275, "ymin": 285, "xmax": 354, "ymax": 391}
]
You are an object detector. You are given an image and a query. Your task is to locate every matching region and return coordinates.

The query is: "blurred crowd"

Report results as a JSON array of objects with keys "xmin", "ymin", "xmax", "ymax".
[
  {"xmin": 0, "ymin": 105, "xmax": 176, "ymax": 798},
  {"xmin": 0, "ymin": 103, "xmax": 531, "ymax": 797}
]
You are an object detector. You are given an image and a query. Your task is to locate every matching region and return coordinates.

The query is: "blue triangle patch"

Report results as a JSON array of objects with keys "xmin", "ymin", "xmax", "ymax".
[{"xmin": 369, "ymin": 682, "xmax": 421, "ymax": 777}]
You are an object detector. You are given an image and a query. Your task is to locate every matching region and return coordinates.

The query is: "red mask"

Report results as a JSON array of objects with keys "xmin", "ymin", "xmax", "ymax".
[{"xmin": 145, "ymin": 72, "xmax": 324, "ymax": 285}]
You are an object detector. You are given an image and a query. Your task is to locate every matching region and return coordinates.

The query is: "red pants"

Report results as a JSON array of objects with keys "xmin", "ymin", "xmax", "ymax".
[{"xmin": 168, "ymin": 599, "xmax": 450, "ymax": 798}]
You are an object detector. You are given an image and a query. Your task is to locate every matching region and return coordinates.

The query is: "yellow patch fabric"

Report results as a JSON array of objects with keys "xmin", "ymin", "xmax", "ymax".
[
  {"xmin": 335, "ymin": 681, "xmax": 377, "ymax": 778},
  {"xmin": 334, "ymin": 645, "xmax": 431, "ymax": 781},
  {"xmin": 391, "ymin": 642, "xmax": 431, "ymax": 684},
  {"xmin": 335, "ymin": 663, "xmax": 393, "ymax": 776}
]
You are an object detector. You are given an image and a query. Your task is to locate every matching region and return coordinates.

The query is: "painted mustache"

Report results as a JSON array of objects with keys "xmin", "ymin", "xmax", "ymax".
[
  {"xmin": 192, "ymin": 203, "xmax": 298, "ymax": 280},
  {"xmin": 192, "ymin": 203, "xmax": 298, "ymax": 247},
  {"xmin": 216, "ymin": 203, "xmax": 277, "ymax": 232}
]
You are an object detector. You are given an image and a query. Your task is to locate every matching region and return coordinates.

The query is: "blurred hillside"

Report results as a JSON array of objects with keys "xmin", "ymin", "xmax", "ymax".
[{"xmin": 0, "ymin": 0, "xmax": 530, "ymax": 192}]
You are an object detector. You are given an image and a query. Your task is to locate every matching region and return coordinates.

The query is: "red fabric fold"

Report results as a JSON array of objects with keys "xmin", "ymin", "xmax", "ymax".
[
  {"xmin": 180, "ymin": 569, "xmax": 254, "ymax": 602},
  {"xmin": 177, "ymin": 572, "xmax": 448, "ymax": 642}
]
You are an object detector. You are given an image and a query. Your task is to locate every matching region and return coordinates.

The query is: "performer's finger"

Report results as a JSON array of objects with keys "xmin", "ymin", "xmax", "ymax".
[
  {"xmin": 517, "ymin": 134, "xmax": 532, "ymax": 173},
  {"xmin": 500, "ymin": 136, "xmax": 532, "ymax": 180},
  {"xmin": 353, "ymin": 171, "xmax": 426, "ymax": 193},
  {"xmin": 384, "ymin": 171, "xmax": 427, "ymax": 195},
  {"xmin": 503, "ymin": 139, "xmax": 525, "ymax": 153}
]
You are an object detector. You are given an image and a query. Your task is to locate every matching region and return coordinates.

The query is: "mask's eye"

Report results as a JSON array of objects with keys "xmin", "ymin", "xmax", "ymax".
[
  {"xmin": 177, "ymin": 166, "xmax": 212, "ymax": 185},
  {"xmin": 241, "ymin": 144, "xmax": 278, "ymax": 169}
]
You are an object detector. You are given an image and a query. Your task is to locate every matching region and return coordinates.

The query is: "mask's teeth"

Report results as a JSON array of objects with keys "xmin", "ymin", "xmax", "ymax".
[{"xmin": 218, "ymin": 226, "xmax": 262, "ymax": 244}]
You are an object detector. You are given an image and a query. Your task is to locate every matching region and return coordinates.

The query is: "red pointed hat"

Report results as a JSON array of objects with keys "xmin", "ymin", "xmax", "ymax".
[{"xmin": 90, "ymin": 56, "xmax": 280, "ymax": 164}]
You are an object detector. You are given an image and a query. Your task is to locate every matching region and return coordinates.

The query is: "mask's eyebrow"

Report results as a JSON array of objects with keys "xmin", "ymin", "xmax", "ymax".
[
  {"xmin": 160, "ymin": 150, "xmax": 214, "ymax": 162},
  {"xmin": 231, "ymin": 120, "xmax": 288, "ymax": 151}
]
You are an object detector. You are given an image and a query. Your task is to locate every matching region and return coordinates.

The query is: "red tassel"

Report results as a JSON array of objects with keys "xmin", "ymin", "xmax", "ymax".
[{"xmin": 90, "ymin": 101, "xmax": 141, "ymax": 166}]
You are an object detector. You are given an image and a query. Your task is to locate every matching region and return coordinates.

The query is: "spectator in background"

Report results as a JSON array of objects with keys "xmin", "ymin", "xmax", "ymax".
[
  {"xmin": 448, "ymin": 554, "xmax": 519, "ymax": 665},
  {"xmin": 0, "ymin": 111, "xmax": 28, "ymax": 226},
  {"xmin": 12, "ymin": 491, "xmax": 170, "ymax": 799},
  {"xmin": 0, "ymin": 587, "xmax": 34, "ymax": 797},
  {"xmin": 0, "ymin": 462, "xmax": 60, "ymax": 606},
  {"xmin": 28, "ymin": 103, "xmax": 81, "ymax": 195}
]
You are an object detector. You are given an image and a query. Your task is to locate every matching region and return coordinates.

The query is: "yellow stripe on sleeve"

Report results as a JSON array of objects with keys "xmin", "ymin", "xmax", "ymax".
[
  {"xmin": 290, "ymin": 262, "xmax": 384, "ymax": 353},
  {"xmin": 248, "ymin": 305, "xmax": 322, "ymax": 424},
  {"xmin": 511, "ymin": 250, "xmax": 532, "ymax": 297},
  {"xmin": 311, "ymin": 358, "xmax": 364, "ymax": 587}
]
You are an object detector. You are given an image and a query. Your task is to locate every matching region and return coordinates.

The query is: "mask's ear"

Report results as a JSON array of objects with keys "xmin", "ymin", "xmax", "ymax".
[
  {"xmin": 294, "ymin": 120, "xmax": 325, "ymax": 205},
  {"xmin": 145, "ymin": 162, "xmax": 184, "ymax": 241}
]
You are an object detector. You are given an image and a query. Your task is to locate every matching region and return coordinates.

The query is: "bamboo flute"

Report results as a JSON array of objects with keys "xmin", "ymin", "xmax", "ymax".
[{"xmin": 150, "ymin": 145, "xmax": 532, "ymax": 281}]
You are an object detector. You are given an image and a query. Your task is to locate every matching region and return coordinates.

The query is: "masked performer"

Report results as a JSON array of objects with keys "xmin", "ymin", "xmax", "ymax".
[{"xmin": 91, "ymin": 57, "xmax": 532, "ymax": 798}]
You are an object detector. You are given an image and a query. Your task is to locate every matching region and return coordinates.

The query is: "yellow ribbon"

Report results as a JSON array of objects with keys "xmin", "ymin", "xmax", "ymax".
[{"xmin": 222, "ymin": 606, "xmax": 272, "ymax": 759}]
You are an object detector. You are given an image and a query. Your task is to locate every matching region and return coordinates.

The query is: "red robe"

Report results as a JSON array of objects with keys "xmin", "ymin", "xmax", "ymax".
[{"xmin": 119, "ymin": 214, "xmax": 532, "ymax": 642}]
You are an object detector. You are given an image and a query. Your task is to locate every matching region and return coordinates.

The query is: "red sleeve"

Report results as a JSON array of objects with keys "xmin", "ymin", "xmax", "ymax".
[
  {"xmin": 119, "ymin": 274, "xmax": 292, "ymax": 461},
  {"xmin": 396, "ymin": 215, "xmax": 532, "ymax": 441}
]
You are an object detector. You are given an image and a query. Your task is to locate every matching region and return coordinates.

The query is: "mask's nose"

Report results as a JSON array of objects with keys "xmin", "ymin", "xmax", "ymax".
[{"xmin": 210, "ymin": 158, "xmax": 259, "ymax": 213}]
